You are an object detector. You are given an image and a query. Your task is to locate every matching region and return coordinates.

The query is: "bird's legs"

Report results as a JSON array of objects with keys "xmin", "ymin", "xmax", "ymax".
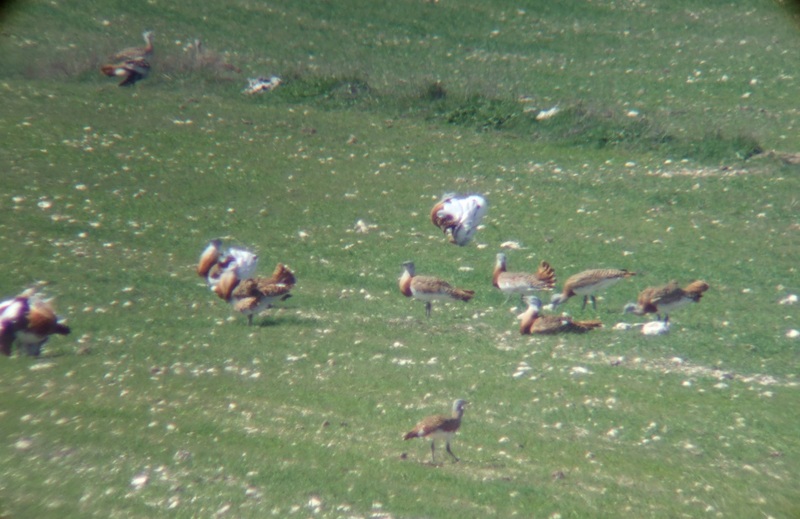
[
  {"xmin": 590, "ymin": 295, "xmax": 597, "ymax": 310},
  {"xmin": 581, "ymin": 295, "xmax": 588, "ymax": 311},
  {"xmin": 247, "ymin": 314, "xmax": 253, "ymax": 326},
  {"xmin": 445, "ymin": 441, "xmax": 459, "ymax": 462},
  {"xmin": 430, "ymin": 441, "xmax": 436, "ymax": 463},
  {"xmin": 425, "ymin": 302, "xmax": 432, "ymax": 318}
]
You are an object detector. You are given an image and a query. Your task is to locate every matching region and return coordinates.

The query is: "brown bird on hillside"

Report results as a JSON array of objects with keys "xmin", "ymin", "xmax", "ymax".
[
  {"xmin": 0, "ymin": 291, "xmax": 71, "ymax": 356},
  {"xmin": 213, "ymin": 263, "xmax": 296, "ymax": 325},
  {"xmin": 493, "ymin": 253, "xmax": 556, "ymax": 303},
  {"xmin": 519, "ymin": 296, "xmax": 602, "ymax": 335},
  {"xmin": 101, "ymin": 31, "xmax": 154, "ymax": 86},
  {"xmin": 550, "ymin": 268, "xmax": 636, "ymax": 311},
  {"xmin": 399, "ymin": 261, "xmax": 474, "ymax": 318},
  {"xmin": 403, "ymin": 399, "xmax": 468, "ymax": 463},
  {"xmin": 623, "ymin": 280, "xmax": 709, "ymax": 322},
  {"xmin": 111, "ymin": 30, "xmax": 155, "ymax": 61},
  {"xmin": 100, "ymin": 58, "xmax": 150, "ymax": 86}
]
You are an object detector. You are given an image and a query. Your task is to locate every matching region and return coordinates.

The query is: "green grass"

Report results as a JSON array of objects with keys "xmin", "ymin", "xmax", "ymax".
[{"xmin": 1, "ymin": 0, "xmax": 799, "ymax": 517}]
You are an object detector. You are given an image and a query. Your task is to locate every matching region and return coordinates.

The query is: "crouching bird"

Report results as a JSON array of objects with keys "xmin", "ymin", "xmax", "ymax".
[
  {"xmin": 213, "ymin": 263, "xmax": 296, "ymax": 325},
  {"xmin": 430, "ymin": 193, "xmax": 488, "ymax": 246},
  {"xmin": 0, "ymin": 291, "xmax": 71, "ymax": 357},
  {"xmin": 399, "ymin": 261, "xmax": 474, "ymax": 318},
  {"xmin": 519, "ymin": 296, "xmax": 602, "ymax": 335},
  {"xmin": 623, "ymin": 280, "xmax": 709, "ymax": 323},
  {"xmin": 403, "ymin": 399, "xmax": 468, "ymax": 463}
]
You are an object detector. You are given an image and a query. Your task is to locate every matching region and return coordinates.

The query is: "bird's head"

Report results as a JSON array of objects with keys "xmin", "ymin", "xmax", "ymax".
[
  {"xmin": 524, "ymin": 295, "xmax": 543, "ymax": 310},
  {"xmin": 401, "ymin": 261, "xmax": 415, "ymax": 276}
]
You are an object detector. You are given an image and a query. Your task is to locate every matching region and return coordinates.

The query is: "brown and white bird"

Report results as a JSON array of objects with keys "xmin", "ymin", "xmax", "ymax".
[
  {"xmin": 197, "ymin": 240, "xmax": 259, "ymax": 291},
  {"xmin": 403, "ymin": 399, "xmax": 468, "ymax": 463},
  {"xmin": 623, "ymin": 280, "xmax": 710, "ymax": 322},
  {"xmin": 101, "ymin": 31, "xmax": 154, "ymax": 86},
  {"xmin": 399, "ymin": 261, "xmax": 474, "ymax": 318},
  {"xmin": 519, "ymin": 296, "xmax": 602, "ymax": 335},
  {"xmin": 550, "ymin": 268, "xmax": 636, "ymax": 311},
  {"xmin": 0, "ymin": 291, "xmax": 71, "ymax": 357},
  {"xmin": 493, "ymin": 253, "xmax": 556, "ymax": 303},
  {"xmin": 213, "ymin": 263, "xmax": 296, "ymax": 325},
  {"xmin": 110, "ymin": 30, "xmax": 155, "ymax": 62},
  {"xmin": 430, "ymin": 194, "xmax": 488, "ymax": 246},
  {"xmin": 100, "ymin": 58, "xmax": 150, "ymax": 86}
]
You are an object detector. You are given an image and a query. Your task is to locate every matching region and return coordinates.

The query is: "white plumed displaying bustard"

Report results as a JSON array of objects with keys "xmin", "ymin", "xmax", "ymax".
[
  {"xmin": 197, "ymin": 239, "xmax": 259, "ymax": 291},
  {"xmin": 624, "ymin": 280, "xmax": 710, "ymax": 323},
  {"xmin": 0, "ymin": 289, "xmax": 71, "ymax": 357},
  {"xmin": 430, "ymin": 194, "xmax": 488, "ymax": 246},
  {"xmin": 550, "ymin": 268, "xmax": 636, "ymax": 311},
  {"xmin": 403, "ymin": 399, "xmax": 468, "ymax": 463},
  {"xmin": 212, "ymin": 265, "xmax": 295, "ymax": 326},
  {"xmin": 196, "ymin": 240, "xmax": 294, "ymax": 325},
  {"xmin": 493, "ymin": 253, "xmax": 556, "ymax": 303},
  {"xmin": 398, "ymin": 261, "xmax": 475, "ymax": 318}
]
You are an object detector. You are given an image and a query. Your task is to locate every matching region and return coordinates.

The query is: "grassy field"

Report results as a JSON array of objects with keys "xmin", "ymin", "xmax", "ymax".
[{"xmin": 1, "ymin": 1, "xmax": 799, "ymax": 517}]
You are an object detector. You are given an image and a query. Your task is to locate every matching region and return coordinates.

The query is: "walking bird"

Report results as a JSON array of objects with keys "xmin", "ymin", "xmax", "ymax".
[
  {"xmin": 550, "ymin": 268, "xmax": 636, "ymax": 311},
  {"xmin": 430, "ymin": 194, "xmax": 488, "ymax": 246},
  {"xmin": 493, "ymin": 253, "xmax": 556, "ymax": 302},
  {"xmin": 0, "ymin": 291, "xmax": 71, "ymax": 357},
  {"xmin": 519, "ymin": 296, "xmax": 602, "ymax": 335},
  {"xmin": 403, "ymin": 399, "xmax": 468, "ymax": 463},
  {"xmin": 399, "ymin": 261, "xmax": 474, "ymax": 318},
  {"xmin": 623, "ymin": 280, "xmax": 709, "ymax": 322}
]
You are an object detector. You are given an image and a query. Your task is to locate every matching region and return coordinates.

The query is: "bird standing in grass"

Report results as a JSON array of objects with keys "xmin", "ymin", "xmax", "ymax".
[
  {"xmin": 492, "ymin": 253, "xmax": 556, "ymax": 303},
  {"xmin": 550, "ymin": 268, "xmax": 636, "ymax": 311},
  {"xmin": 101, "ymin": 30, "xmax": 154, "ymax": 86},
  {"xmin": 213, "ymin": 263, "xmax": 296, "ymax": 325},
  {"xmin": 399, "ymin": 261, "xmax": 474, "ymax": 318},
  {"xmin": 519, "ymin": 296, "xmax": 602, "ymax": 335},
  {"xmin": 403, "ymin": 399, "xmax": 468, "ymax": 463},
  {"xmin": 623, "ymin": 280, "xmax": 709, "ymax": 322},
  {"xmin": 0, "ymin": 290, "xmax": 71, "ymax": 357}
]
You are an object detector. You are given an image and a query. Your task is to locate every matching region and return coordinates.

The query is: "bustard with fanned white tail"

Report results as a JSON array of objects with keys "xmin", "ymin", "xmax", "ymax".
[
  {"xmin": 0, "ymin": 290, "xmax": 71, "ymax": 357},
  {"xmin": 430, "ymin": 194, "xmax": 487, "ymax": 246}
]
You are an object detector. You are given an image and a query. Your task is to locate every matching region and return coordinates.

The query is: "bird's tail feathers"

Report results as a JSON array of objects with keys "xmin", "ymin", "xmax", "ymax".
[
  {"xmin": 536, "ymin": 261, "xmax": 557, "ymax": 288},
  {"xmin": 684, "ymin": 280, "xmax": 710, "ymax": 299},
  {"xmin": 452, "ymin": 289, "xmax": 475, "ymax": 302}
]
